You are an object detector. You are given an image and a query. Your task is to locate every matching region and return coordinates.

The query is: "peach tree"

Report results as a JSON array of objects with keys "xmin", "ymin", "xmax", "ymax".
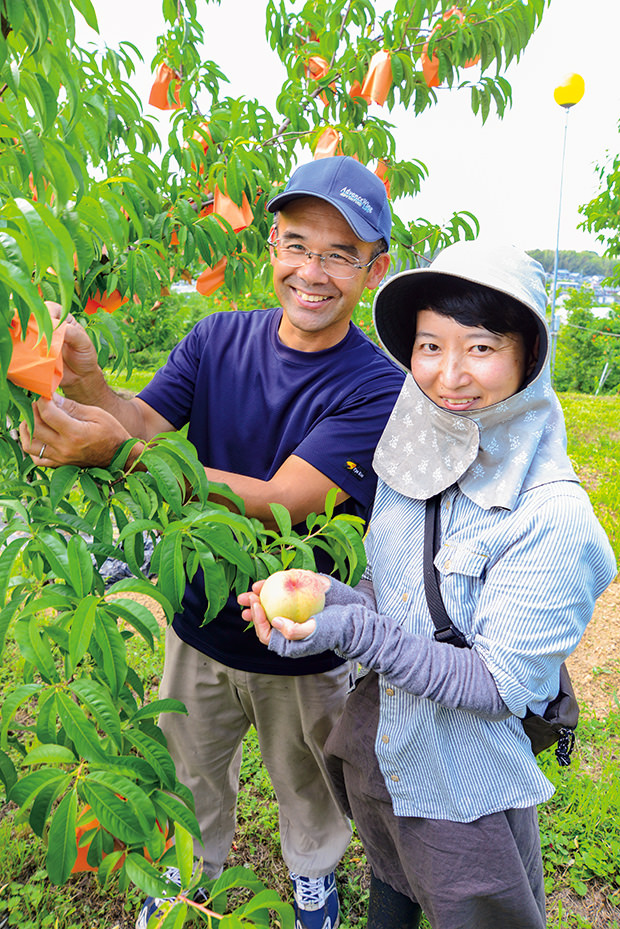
[{"xmin": 0, "ymin": 0, "xmax": 551, "ymax": 920}]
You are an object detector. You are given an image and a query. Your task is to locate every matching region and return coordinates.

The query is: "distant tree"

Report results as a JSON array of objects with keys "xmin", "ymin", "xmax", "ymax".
[
  {"xmin": 528, "ymin": 249, "xmax": 617, "ymax": 278},
  {"xmin": 580, "ymin": 135, "xmax": 620, "ymax": 286},
  {"xmin": 554, "ymin": 286, "xmax": 620, "ymax": 394}
]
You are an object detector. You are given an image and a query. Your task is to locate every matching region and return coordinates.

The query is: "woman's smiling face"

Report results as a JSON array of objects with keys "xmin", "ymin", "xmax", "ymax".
[{"xmin": 410, "ymin": 309, "xmax": 528, "ymax": 411}]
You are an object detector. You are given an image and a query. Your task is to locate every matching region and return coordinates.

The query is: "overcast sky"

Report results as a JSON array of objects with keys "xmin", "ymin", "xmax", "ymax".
[{"xmin": 79, "ymin": 0, "xmax": 620, "ymax": 256}]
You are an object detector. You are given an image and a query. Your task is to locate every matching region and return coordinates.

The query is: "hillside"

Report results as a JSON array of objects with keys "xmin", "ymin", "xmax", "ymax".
[{"xmin": 528, "ymin": 249, "xmax": 617, "ymax": 279}]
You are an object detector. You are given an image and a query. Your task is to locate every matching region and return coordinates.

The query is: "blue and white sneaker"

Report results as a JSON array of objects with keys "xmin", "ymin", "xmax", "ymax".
[
  {"xmin": 135, "ymin": 866, "xmax": 208, "ymax": 929},
  {"xmin": 290, "ymin": 871, "xmax": 340, "ymax": 929}
]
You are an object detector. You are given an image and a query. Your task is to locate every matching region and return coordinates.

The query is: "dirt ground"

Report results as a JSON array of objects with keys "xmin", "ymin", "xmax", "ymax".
[{"xmin": 565, "ymin": 578, "xmax": 620, "ymax": 717}]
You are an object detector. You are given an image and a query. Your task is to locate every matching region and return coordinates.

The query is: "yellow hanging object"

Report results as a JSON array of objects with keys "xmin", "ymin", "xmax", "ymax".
[{"xmin": 553, "ymin": 73, "xmax": 585, "ymax": 109}]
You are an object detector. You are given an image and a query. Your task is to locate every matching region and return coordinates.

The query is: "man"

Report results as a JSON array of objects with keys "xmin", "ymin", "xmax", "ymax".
[{"xmin": 19, "ymin": 156, "xmax": 405, "ymax": 929}]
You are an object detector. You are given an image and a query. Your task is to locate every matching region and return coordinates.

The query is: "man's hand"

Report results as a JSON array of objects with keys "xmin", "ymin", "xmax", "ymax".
[
  {"xmin": 19, "ymin": 395, "xmax": 137, "ymax": 469},
  {"xmin": 45, "ymin": 303, "xmax": 100, "ymax": 389},
  {"xmin": 60, "ymin": 316, "xmax": 101, "ymax": 391},
  {"xmin": 238, "ymin": 581, "xmax": 317, "ymax": 646}
]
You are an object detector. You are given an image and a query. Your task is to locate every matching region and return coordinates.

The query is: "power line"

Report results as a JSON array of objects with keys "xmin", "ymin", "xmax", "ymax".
[{"xmin": 563, "ymin": 322, "xmax": 620, "ymax": 339}]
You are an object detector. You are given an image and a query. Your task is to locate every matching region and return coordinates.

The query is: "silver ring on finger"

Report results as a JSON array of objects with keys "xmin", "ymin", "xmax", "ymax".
[{"xmin": 38, "ymin": 443, "xmax": 47, "ymax": 459}]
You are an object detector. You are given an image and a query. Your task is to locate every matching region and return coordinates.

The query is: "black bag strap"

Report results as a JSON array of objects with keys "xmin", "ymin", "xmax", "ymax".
[
  {"xmin": 423, "ymin": 494, "xmax": 469, "ymax": 649},
  {"xmin": 423, "ymin": 494, "xmax": 577, "ymax": 765}
]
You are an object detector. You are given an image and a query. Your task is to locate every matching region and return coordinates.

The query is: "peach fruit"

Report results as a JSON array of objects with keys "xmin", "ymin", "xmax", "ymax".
[{"xmin": 259, "ymin": 569, "xmax": 327, "ymax": 624}]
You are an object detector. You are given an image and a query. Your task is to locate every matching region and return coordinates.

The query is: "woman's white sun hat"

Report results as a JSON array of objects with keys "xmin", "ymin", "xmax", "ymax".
[
  {"xmin": 371, "ymin": 240, "xmax": 577, "ymax": 510},
  {"xmin": 373, "ymin": 241, "xmax": 548, "ymax": 377}
]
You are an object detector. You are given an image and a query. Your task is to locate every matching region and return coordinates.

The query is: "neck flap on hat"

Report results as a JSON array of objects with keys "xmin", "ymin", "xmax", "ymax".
[{"xmin": 373, "ymin": 366, "xmax": 578, "ymax": 511}]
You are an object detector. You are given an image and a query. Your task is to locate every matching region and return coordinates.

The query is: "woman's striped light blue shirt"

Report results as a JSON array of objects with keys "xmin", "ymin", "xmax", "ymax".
[{"xmin": 364, "ymin": 478, "xmax": 617, "ymax": 822}]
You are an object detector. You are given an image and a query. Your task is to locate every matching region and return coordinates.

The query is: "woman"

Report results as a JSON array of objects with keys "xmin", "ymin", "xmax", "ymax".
[{"xmin": 240, "ymin": 242, "xmax": 617, "ymax": 929}]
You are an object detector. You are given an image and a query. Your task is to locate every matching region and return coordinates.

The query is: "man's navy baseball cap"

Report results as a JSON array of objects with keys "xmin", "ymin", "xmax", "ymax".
[{"xmin": 267, "ymin": 156, "xmax": 392, "ymax": 244}]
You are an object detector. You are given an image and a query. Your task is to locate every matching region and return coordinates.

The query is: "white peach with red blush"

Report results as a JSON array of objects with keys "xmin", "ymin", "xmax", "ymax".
[{"xmin": 259, "ymin": 569, "xmax": 329, "ymax": 624}]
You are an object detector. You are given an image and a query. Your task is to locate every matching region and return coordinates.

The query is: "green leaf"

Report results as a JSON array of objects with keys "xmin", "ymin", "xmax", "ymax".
[
  {"xmin": 122, "ymin": 527, "xmax": 147, "ymax": 579},
  {"xmin": 80, "ymin": 780, "xmax": 144, "ymax": 846},
  {"xmin": 0, "ymin": 749, "xmax": 17, "ymax": 796},
  {"xmin": 46, "ymin": 789, "xmax": 78, "ymax": 884},
  {"xmin": 90, "ymin": 754, "xmax": 157, "ymax": 784},
  {"xmin": 92, "ymin": 611, "xmax": 128, "ymax": 698},
  {"xmin": 67, "ymin": 532, "xmax": 94, "ymax": 597},
  {"xmin": 96, "ymin": 848, "xmax": 126, "ymax": 888},
  {"xmin": 142, "ymin": 448, "xmax": 184, "ymax": 515},
  {"xmin": 49, "ymin": 466, "xmax": 80, "ymax": 510},
  {"xmin": 104, "ymin": 577, "xmax": 174, "ymax": 624},
  {"xmin": 87, "ymin": 770, "xmax": 156, "ymax": 836},
  {"xmin": 0, "ymin": 537, "xmax": 26, "ymax": 608},
  {"xmin": 21, "ymin": 129, "xmax": 45, "ymax": 174},
  {"xmin": 56, "ymin": 691, "xmax": 108, "ymax": 762},
  {"xmin": 1, "ymin": 683, "xmax": 43, "ymax": 748},
  {"xmin": 196, "ymin": 524, "xmax": 254, "ymax": 574},
  {"xmin": 151, "ymin": 789, "xmax": 202, "ymax": 843},
  {"xmin": 156, "ymin": 531, "xmax": 186, "ymax": 611},
  {"xmin": 69, "ymin": 678, "xmax": 123, "ymax": 750},
  {"xmin": 324, "ymin": 486, "xmax": 338, "ymax": 520},
  {"xmin": 36, "ymin": 531, "xmax": 71, "ymax": 583},
  {"xmin": 175, "ymin": 822, "xmax": 194, "ymax": 888},
  {"xmin": 124, "ymin": 852, "xmax": 181, "ymax": 900},
  {"xmin": 103, "ymin": 596, "xmax": 161, "ymax": 650},
  {"xmin": 23, "ymin": 744, "xmax": 76, "ymax": 766},
  {"xmin": 125, "ymin": 730, "xmax": 177, "ymax": 791},
  {"xmin": 157, "ymin": 902, "xmax": 189, "ymax": 929},
  {"xmin": 44, "ymin": 142, "xmax": 75, "ymax": 207},
  {"xmin": 13, "ymin": 199, "xmax": 75, "ymax": 310},
  {"xmin": 35, "ymin": 689, "xmax": 58, "ymax": 743},
  {"xmin": 16, "ymin": 617, "xmax": 60, "ymax": 683},
  {"xmin": 193, "ymin": 544, "xmax": 229, "ymax": 622},
  {"xmin": 29, "ymin": 772, "xmax": 70, "ymax": 838},
  {"xmin": 269, "ymin": 502, "xmax": 292, "ymax": 538},
  {"xmin": 130, "ymin": 699, "xmax": 187, "ymax": 724},
  {"xmin": 68, "ymin": 595, "xmax": 99, "ymax": 670},
  {"xmin": 234, "ymin": 888, "xmax": 295, "ymax": 925},
  {"xmin": 210, "ymin": 864, "xmax": 266, "ymax": 896},
  {"xmin": 137, "ymin": 816, "xmax": 166, "ymax": 864},
  {"xmin": 9, "ymin": 766, "xmax": 67, "ymax": 809},
  {"xmin": 0, "ymin": 260, "xmax": 48, "ymax": 321}
]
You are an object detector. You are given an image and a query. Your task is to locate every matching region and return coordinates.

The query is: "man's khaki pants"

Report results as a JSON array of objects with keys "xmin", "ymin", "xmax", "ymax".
[{"xmin": 158, "ymin": 627, "xmax": 352, "ymax": 879}]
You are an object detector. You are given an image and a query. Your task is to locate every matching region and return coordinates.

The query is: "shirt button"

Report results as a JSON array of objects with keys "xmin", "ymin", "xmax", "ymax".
[
  {"xmin": 443, "ymin": 560, "xmax": 451, "ymax": 571},
  {"xmin": 385, "ymin": 687, "xmax": 395, "ymax": 696},
  {"xmin": 444, "ymin": 498, "xmax": 451, "ymax": 509},
  {"xmin": 381, "ymin": 734, "xmax": 389, "ymax": 744},
  {"xmin": 390, "ymin": 774, "xmax": 399, "ymax": 782},
  {"xmin": 401, "ymin": 592, "xmax": 408, "ymax": 602}
]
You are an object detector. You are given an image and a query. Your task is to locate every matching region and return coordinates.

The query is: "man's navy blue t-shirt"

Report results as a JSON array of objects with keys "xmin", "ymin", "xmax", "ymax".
[{"xmin": 139, "ymin": 307, "xmax": 404, "ymax": 674}]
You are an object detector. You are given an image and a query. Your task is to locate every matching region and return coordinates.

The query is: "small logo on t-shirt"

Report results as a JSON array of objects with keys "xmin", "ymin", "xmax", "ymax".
[{"xmin": 345, "ymin": 460, "xmax": 366, "ymax": 481}]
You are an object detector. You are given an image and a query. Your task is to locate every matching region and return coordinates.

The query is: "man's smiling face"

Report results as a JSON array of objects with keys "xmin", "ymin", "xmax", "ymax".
[{"xmin": 271, "ymin": 197, "xmax": 389, "ymax": 352}]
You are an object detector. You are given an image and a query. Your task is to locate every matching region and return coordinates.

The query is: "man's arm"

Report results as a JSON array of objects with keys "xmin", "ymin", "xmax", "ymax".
[
  {"xmin": 20, "ymin": 312, "xmax": 350, "ymax": 525},
  {"xmin": 19, "ymin": 398, "xmax": 348, "ymax": 528},
  {"xmin": 206, "ymin": 454, "xmax": 349, "ymax": 527}
]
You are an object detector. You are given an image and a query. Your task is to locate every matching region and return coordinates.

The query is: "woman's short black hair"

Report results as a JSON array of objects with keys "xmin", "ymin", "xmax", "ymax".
[
  {"xmin": 374, "ymin": 272, "xmax": 545, "ymax": 378},
  {"xmin": 419, "ymin": 278, "xmax": 541, "ymax": 359}
]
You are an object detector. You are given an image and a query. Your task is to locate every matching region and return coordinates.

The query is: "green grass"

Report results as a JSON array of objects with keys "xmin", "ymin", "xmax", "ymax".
[
  {"xmin": 560, "ymin": 392, "xmax": 620, "ymax": 562},
  {"xmin": 539, "ymin": 712, "xmax": 620, "ymax": 922},
  {"xmin": 107, "ymin": 367, "xmax": 158, "ymax": 395},
  {"xmin": 3, "ymin": 709, "xmax": 619, "ymax": 928}
]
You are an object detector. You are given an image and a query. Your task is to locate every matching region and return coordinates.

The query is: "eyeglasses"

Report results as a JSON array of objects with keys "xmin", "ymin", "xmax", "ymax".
[{"xmin": 267, "ymin": 231, "xmax": 383, "ymax": 280}]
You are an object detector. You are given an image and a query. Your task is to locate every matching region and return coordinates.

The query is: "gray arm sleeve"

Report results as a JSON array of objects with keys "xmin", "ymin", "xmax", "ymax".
[
  {"xmin": 268, "ymin": 603, "xmax": 508, "ymax": 719},
  {"xmin": 322, "ymin": 576, "xmax": 377, "ymax": 611}
]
